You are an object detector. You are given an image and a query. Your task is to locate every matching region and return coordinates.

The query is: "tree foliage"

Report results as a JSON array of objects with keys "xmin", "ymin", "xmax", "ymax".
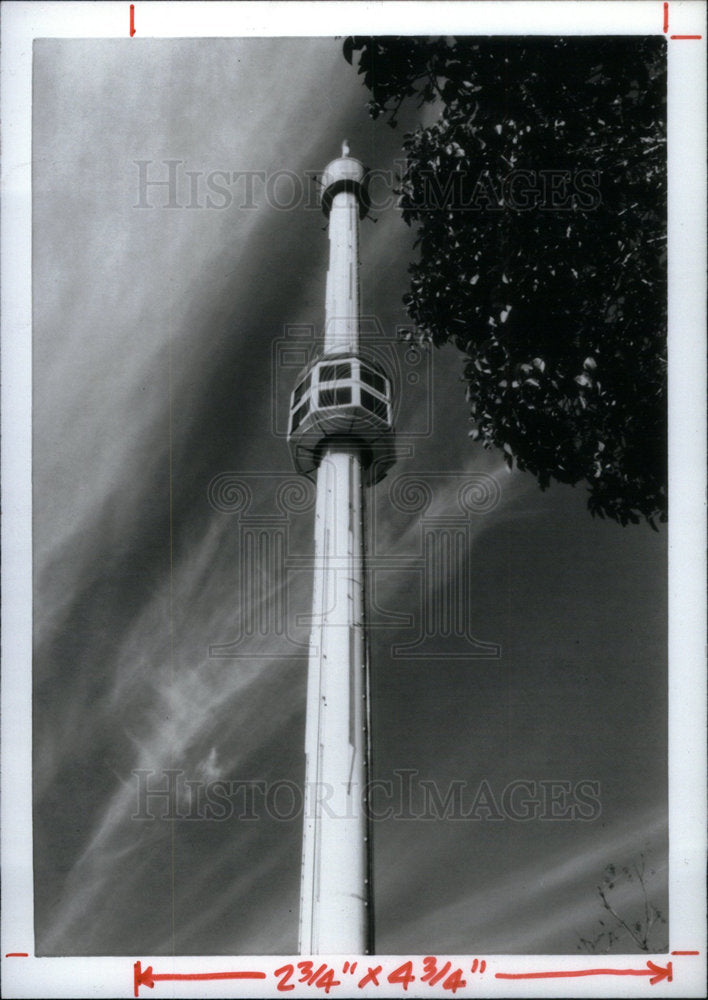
[
  {"xmin": 344, "ymin": 36, "xmax": 667, "ymax": 526},
  {"xmin": 577, "ymin": 855, "xmax": 667, "ymax": 953}
]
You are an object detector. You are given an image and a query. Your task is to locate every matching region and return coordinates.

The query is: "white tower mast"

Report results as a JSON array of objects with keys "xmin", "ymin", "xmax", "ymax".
[{"xmin": 287, "ymin": 143, "xmax": 395, "ymax": 954}]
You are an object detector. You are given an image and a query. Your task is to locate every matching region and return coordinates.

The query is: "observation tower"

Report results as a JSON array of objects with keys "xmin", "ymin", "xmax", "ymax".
[{"xmin": 287, "ymin": 143, "xmax": 396, "ymax": 954}]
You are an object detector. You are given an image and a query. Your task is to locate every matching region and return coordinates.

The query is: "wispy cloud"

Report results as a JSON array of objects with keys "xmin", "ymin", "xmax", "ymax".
[{"xmin": 376, "ymin": 808, "xmax": 668, "ymax": 953}]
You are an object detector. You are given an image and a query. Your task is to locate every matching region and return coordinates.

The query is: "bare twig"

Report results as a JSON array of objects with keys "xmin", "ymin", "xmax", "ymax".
[{"xmin": 598, "ymin": 886, "xmax": 648, "ymax": 952}]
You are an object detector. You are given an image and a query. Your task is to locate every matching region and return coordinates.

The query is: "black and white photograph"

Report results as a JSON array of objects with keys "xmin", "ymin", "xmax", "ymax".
[{"xmin": 1, "ymin": 2, "xmax": 705, "ymax": 997}]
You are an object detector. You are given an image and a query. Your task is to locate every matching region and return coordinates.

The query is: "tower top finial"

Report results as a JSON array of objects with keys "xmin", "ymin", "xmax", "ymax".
[{"xmin": 320, "ymin": 144, "xmax": 369, "ymax": 219}]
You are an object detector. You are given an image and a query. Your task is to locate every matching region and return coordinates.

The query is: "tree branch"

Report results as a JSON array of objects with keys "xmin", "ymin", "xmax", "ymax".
[{"xmin": 598, "ymin": 886, "xmax": 648, "ymax": 952}]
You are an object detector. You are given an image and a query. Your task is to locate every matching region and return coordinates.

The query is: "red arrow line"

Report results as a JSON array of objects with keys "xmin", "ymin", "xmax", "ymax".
[
  {"xmin": 496, "ymin": 960, "xmax": 672, "ymax": 986},
  {"xmin": 134, "ymin": 961, "xmax": 266, "ymax": 996}
]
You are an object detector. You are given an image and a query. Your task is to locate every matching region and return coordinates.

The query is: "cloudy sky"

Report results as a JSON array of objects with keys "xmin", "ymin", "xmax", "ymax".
[{"xmin": 32, "ymin": 36, "xmax": 667, "ymax": 957}]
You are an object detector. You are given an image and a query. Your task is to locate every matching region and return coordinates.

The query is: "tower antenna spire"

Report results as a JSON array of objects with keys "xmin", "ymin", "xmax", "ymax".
[{"xmin": 342, "ymin": 138, "xmax": 350, "ymax": 157}]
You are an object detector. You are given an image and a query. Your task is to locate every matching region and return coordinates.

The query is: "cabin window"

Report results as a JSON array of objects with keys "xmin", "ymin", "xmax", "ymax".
[
  {"xmin": 290, "ymin": 398, "xmax": 309, "ymax": 432},
  {"xmin": 360, "ymin": 366, "xmax": 386, "ymax": 395},
  {"xmin": 319, "ymin": 386, "xmax": 352, "ymax": 407},
  {"xmin": 293, "ymin": 374, "xmax": 310, "ymax": 406},
  {"xmin": 319, "ymin": 362, "xmax": 351, "ymax": 383},
  {"xmin": 361, "ymin": 389, "xmax": 387, "ymax": 420}
]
